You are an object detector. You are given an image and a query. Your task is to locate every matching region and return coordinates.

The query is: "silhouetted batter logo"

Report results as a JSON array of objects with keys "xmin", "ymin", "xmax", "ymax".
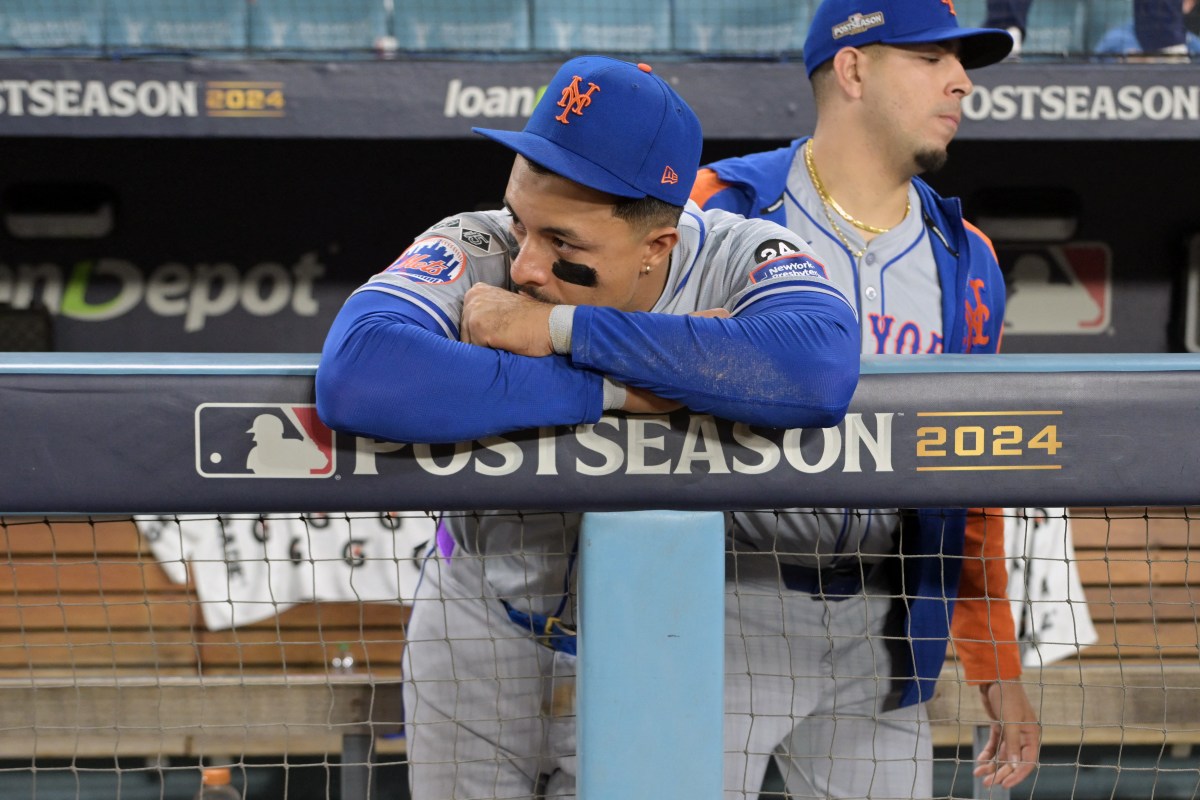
[
  {"xmin": 1000, "ymin": 243, "xmax": 1112, "ymax": 335},
  {"xmin": 195, "ymin": 403, "xmax": 335, "ymax": 478}
]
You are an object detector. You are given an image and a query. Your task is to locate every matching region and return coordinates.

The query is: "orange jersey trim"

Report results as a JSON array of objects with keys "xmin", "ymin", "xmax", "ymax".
[
  {"xmin": 689, "ymin": 168, "xmax": 730, "ymax": 208},
  {"xmin": 952, "ymin": 508, "xmax": 1022, "ymax": 683}
]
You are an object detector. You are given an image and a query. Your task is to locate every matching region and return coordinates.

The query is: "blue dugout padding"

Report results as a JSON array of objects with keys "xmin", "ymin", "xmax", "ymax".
[
  {"xmin": 1, "ymin": 351, "xmax": 1199, "ymax": 800},
  {"xmin": 578, "ymin": 510, "xmax": 724, "ymax": 800},
  {"xmin": 1, "ymin": 352, "xmax": 1199, "ymax": 514}
]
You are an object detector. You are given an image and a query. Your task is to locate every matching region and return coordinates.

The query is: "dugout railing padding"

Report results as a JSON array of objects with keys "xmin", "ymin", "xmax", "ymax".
[{"xmin": 1, "ymin": 353, "xmax": 1199, "ymax": 798}]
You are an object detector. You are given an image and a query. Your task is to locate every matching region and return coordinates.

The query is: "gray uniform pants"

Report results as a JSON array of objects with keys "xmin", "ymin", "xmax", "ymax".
[
  {"xmin": 724, "ymin": 556, "xmax": 933, "ymax": 800},
  {"xmin": 405, "ymin": 548, "xmax": 932, "ymax": 800},
  {"xmin": 403, "ymin": 549, "xmax": 577, "ymax": 800}
]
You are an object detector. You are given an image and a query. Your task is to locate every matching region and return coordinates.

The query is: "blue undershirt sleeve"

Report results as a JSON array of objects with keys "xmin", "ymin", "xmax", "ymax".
[
  {"xmin": 316, "ymin": 290, "xmax": 604, "ymax": 444},
  {"xmin": 569, "ymin": 289, "xmax": 859, "ymax": 429}
]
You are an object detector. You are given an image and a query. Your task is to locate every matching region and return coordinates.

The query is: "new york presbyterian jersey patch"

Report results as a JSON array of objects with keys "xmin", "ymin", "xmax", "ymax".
[
  {"xmin": 749, "ymin": 238, "xmax": 828, "ymax": 284},
  {"xmin": 384, "ymin": 235, "xmax": 466, "ymax": 285}
]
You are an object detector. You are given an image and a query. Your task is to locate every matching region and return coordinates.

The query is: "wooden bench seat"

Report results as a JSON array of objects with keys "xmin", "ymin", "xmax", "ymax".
[
  {"xmin": 934, "ymin": 507, "xmax": 1200, "ymax": 747},
  {"xmin": 0, "ymin": 673, "xmax": 405, "ymax": 758}
]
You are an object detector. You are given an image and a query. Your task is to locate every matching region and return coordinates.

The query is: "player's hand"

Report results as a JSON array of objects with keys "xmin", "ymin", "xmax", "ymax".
[
  {"xmin": 460, "ymin": 283, "xmax": 555, "ymax": 357},
  {"xmin": 620, "ymin": 385, "xmax": 683, "ymax": 414},
  {"xmin": 974, "ymin": 680, "xmax": 1040, "ymax": 788}
]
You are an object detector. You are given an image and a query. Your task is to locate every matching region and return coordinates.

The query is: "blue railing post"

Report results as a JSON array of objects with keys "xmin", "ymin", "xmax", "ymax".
[{"xmin": 577, "ymin": 510, "xmax": 725, "ymax": 799}]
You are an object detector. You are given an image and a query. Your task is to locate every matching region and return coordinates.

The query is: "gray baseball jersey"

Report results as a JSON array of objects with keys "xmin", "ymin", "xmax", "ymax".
[
  {"xmin": 731, "ymin": 156, "xmax": 945, "ymax": 571},
  {"xmin": 782, "ymin": 156, "xmax": 943, "ymax": 355},
  {"xmin": 363, "ymin": 202, "xmax": 850, "ymax": 615}
]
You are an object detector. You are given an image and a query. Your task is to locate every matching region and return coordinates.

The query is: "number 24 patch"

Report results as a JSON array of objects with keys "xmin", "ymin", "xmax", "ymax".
[{"xmin": 750, "ymin": 239, "xmax": 828, "ymax": 283}]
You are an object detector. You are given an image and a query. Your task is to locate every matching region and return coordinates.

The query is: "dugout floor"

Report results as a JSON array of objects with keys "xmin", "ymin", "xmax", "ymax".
[{"xmin": 0, "ymin": 746, "xmax": 1194, "ymax": 798}]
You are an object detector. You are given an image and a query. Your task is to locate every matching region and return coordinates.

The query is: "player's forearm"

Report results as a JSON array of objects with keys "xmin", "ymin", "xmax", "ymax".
[
  {"xmin": 568, "ymin": 291, "xmax": 860, "ymax": 429},
  {"xmin": 316, "ymin": 294, "xmax": 603, "ymax": 443}
]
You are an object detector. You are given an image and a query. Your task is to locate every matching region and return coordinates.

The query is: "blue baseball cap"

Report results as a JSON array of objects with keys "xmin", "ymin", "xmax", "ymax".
[
  {"xmin": 803, "ymin": 0, "xmax": 1014, "ymax": 77},
  {"xmin": 474, "ymin": 56, "xmax": 702, "ymax": 207}
]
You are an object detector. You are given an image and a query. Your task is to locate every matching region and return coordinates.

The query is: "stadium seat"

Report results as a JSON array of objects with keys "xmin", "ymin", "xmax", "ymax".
[
  {"xmin": 105, "ymin": 0, "xmax": 248, "ymax": 54},
  {"xmin": 531, "ymin": 0, "xmax": 670, "ymax": 53},
  {"xmin": 1086, "ymin": 0, "xmax": 1132, "ymax": 51},
  {"xmin": 249, "ymin": 0, "xmax": 387, "ymax": 56},
  {"xmin": 953, "ymin": 0, "xmax": 988, "ymax": 27},
  {"xmin": 393, "ymin": 0, "xmax": 530, "ymax": 52},
  {"xmin": 1023, "ymin": 0, "xmax": 1088, "ymax": 55},
  {"xmin": 0, "ymin": 0, "xmax": 103, "ymax": 54},
  {"xmin": 673, "ymin": 0, "xmax": 810, "ymax": 55}
]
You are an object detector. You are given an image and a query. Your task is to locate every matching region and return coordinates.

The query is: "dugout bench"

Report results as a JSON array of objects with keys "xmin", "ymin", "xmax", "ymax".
[
  {"xmin": 0, "ymin": 509, "xmax": 1197, "ymax": 795},
  {"xmin": 0, "ymin": 516, "xmax": 407, "ymax": 800},
  {"xmin": 930, "ymin": 507, "xmax": 1200, "ymax": 750}
]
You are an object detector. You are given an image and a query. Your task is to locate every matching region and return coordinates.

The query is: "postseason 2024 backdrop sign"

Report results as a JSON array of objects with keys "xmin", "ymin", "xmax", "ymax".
[
  {"xmin": 1, "ymin": 60, "xmax": 1198, "ymax": 140},
  {"xmin": 0, "ymin": 354, "xmax": 1197, "ymax": 514}
]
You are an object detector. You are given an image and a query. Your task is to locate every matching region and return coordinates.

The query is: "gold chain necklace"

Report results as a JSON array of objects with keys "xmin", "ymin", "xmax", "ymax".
[
  {"xmin": 805, "ymin": 141, "xmax": 866, "ymax": 258},
  {"xmin": 804, "ymin": 140, "xmax": 909, "ymax": 235},
  {"xmin": 817, "ymin": 191, "xmax": 866, "ymax": 259}
]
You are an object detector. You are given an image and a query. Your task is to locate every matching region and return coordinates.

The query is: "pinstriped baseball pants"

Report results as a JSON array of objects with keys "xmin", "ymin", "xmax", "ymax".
[
  {"xmin": 724, "ymin": 554, "xmax": 933, "ymax": 800},
  {"xmin": 402, "ymin": 549, "xmax": 577, "ymax": 800}
]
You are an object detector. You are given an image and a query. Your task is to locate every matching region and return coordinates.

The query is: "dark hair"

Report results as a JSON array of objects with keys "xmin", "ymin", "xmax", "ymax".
[
  {"xmin": 524, "ymin": 157, "xmax": 683, "ymax": 231},
  {"xmin": 810, "ymin": 59, "xmax": 835, "ymax": 105}
]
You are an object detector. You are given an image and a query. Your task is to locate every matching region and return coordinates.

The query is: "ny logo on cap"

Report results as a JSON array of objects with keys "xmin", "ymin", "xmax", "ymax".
[
  {"xmin": 942, "ymin": 0, "xmax": 957, "ymax": 15},
  {"xmin": 556, "ymin": 75, "xmax": 600, "ymax": 124}
]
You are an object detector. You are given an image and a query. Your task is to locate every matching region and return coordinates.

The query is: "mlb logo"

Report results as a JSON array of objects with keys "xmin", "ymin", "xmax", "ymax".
[
  {"xmin": 195, "ymin": 403, "xmax": 336, "ymax": 478},
  {"xmin": 1000, "ymin": 242, "xmax": 1112, "ymax": 335}
]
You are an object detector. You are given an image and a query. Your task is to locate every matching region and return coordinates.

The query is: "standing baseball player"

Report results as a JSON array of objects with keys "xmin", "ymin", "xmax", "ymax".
[
  {"xmin": 691, "ymin": 1, "xmax": 1040, "ymax": 797},
  {"xmin": 316, "ymin": 55, "xmax": 861, "ymax": 799}
]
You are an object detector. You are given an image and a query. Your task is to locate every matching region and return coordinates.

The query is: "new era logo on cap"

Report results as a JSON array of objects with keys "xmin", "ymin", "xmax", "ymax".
[{"xmin": 473, "ymin": 56, "xmax": 702, "ymax": 207}]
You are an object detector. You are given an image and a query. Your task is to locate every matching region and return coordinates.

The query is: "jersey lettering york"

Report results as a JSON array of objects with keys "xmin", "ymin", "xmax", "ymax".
[{"xmin": 868, "ymin": 314, "xmax": 944, "ymax": 354}]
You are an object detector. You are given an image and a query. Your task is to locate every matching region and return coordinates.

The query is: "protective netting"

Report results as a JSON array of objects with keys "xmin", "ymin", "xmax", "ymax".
[
  {"xmin": 0, "ymin": 507, "xmax": 1196, "ymax": 798},
  {"xmin": 0, "ymin": 1, "xmax": 1169, "ymax": 59}
]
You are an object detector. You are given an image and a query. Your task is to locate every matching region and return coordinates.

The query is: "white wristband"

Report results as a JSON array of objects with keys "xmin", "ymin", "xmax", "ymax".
[
  {"xmin": 602, "ymin": 377, "xmax": 628, "ymax": 411},
  {"xmin": 549, "ymin": 304, "xmax": 576, "ymax": 355}
]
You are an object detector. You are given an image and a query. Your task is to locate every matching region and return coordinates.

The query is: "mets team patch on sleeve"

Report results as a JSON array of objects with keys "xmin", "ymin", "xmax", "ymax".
[
  {"xmin": 384, "ymin": 236, "xmax": 466, "ymax": 285},
  {"xmin": 750, "ymin": 239, "xmax": 828, "ymax": 283}
]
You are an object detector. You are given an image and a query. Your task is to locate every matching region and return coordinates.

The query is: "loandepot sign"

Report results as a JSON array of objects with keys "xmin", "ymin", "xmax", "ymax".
[
  {"xmin": 443, "ymin": 78, "xmax": 548, "ymax": 119},
  {"xmin": 0, "ymin": 253, "xmax": 324, "ymax": 331},
  {"xmin": 964, "ymin": 82, "xmax": 1200, "ymax": 122}
]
